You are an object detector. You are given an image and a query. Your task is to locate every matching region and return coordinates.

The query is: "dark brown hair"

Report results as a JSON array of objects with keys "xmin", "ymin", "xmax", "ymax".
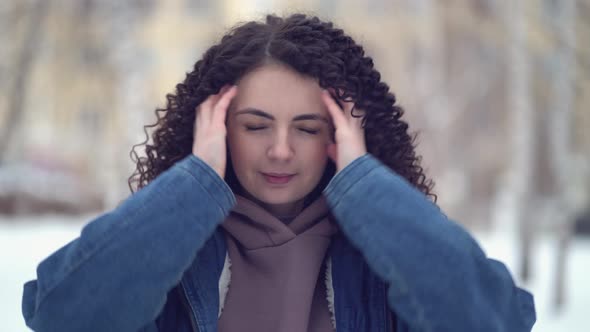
[{"xmin": 129, "ymin": 13, "xmax": 437, "ymax": 203}]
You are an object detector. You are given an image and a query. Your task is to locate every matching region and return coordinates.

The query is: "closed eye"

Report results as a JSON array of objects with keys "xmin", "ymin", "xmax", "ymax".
[
  {"xmin": 245, "ymin": 125, "xmax": 267, "ymax": 131},
  {"xmin": 299, "ymin": 128, "xmax": 319, "ymax": 135}
]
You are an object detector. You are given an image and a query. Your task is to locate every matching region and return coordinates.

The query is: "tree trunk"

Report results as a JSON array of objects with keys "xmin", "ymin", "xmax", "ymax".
[
  {"xmin": 0, "ymin": 0, "xmax": 51, "ymax": 163},
  {"xmin": 507, "ymin": 0, "xmax": 535, "ymax": 282},
  {"xmin": 550, "ymin": 0, "xmax": 577, "ymax": 311}
]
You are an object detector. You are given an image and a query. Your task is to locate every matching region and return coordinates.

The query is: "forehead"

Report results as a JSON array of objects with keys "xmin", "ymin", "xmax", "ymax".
[{"xmin": 232, "ymin": 63, "xmax": 326, "ymax": 117}]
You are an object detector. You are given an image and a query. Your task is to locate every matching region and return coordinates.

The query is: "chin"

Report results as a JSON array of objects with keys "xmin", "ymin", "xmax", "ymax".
[
  {"xmin": 252, "ymin": 189, "xmax": 305, "ymax": 204},
  {"xmin": 256, "ymin": 193, "xmax": 298, "ymax": 205}
]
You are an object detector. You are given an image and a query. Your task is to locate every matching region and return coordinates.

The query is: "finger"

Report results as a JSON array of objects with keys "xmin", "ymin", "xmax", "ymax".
[
  {"xmin": 326, "ymin": 88, "xmax": 347, "ymax": 110},
  {"xmin": 199, "ymin": 93, "xmax": 215, "ymax": 112},
  {"xmin": 217, "ymin": 84, "xmax": 231, "ymax": 97},
  {"xmin": 327, "ymin": 87, "xmax": 344, "ymax": 99},
  {"xmin": 213, "ymin": 85, "xmax": 238, "ymax": 125},
  {"xmin": 349, "ymin": 104, "xmax": 365, "ymax": 127},
  {"xmin": 341, "ymin": 100, "xmax": 355, "ymax": 117},
  {"xmin": 201, "ymin": 85, "xmax": 231, "ymax": 118},
  {"xmin": 328, "ymin": 88, "xmax": 359, "ymax": 117},
  {"xmin": 341, "ymin": 100, "xmax": 365, "ymax": 133},
  {"xmin": 321, "ymin": 90, "xmax": 347, "ymax": 130},
  {"xmin": 195, "ymin": 100, "xmax": 210, "ymax": 127},
  {"xmin": 197, "ymin": 95, "xmax": 218, "ymax": 124}
]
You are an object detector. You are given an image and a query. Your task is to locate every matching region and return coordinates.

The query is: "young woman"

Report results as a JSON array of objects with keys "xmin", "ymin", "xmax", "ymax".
[{"xmin": 22, "ymin": 14, "xmax": 536, "ymax": 332}]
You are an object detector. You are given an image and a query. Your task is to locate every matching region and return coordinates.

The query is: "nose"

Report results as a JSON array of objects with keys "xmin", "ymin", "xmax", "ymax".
[{"xmin": 267, "ymin": 130, "xmax": 294, "ymax": 161}]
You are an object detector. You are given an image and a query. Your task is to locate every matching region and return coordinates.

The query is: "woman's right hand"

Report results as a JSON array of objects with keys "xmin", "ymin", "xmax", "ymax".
[{"xmin": 192, "ymin": 85, "xmax": 238, "ymax": 178}]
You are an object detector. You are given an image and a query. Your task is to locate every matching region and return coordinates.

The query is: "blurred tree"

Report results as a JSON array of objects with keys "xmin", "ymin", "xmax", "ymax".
[
  {"xmin": 0, "ymin": 0, "xmax": 51, "ymax": 164},
  {"xmin": 550, "ymin": 0, "xmax": 577, "ymax": 311},
  {"xmin": 506, "ymin": 0, "xmax": 536, "ymax": 282}
]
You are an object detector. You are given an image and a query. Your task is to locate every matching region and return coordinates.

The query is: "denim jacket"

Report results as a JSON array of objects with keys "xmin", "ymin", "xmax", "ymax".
[{"xmin": 22, "ymin": 154, "xmax": 536, "ymax": 332}]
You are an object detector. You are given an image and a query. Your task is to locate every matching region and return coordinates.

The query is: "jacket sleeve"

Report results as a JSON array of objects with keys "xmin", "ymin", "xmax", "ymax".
[
  {"xmin": 22, "ymin": 154, "xmax": 235, "ymax": 332},
  {"xmin": 322, "ymin": 154, "xmax": 536, "ymax": 332}
]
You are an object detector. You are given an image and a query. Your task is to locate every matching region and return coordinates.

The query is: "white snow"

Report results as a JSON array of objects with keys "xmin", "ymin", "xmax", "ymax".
[{"xmin": 1, "ymin": 215, "xmax": 588, "ymax": 331}]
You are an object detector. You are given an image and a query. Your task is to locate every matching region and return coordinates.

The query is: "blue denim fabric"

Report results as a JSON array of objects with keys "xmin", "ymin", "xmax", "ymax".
[
  {"xmin": 22, "ymin": 155, "xmax": 235, "ymax": 331},
  {"xmin": 22, "ymin": 153, "xmax": 535, "ymax": 332},
  {"xmin": 323, "ymin": 154, "xmax": 536, "ymax": 332}
]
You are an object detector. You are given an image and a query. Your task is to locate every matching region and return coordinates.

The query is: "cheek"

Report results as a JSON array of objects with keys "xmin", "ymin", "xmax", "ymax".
[
  {"xmin": 298, "ymin": 139, "xmax": 329, "ymax": 165},
  {"xmin": 227, "ymin": 130, "xmax": 256, "ymax": 171},
  {"xmin": 305, "ymin": 134, "xmax": 330, "ymax": 153}
]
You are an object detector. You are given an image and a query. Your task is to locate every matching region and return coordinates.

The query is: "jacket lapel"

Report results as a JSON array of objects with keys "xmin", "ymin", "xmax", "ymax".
[
  {"xmin": 328, "ymin": 233, "xmax": 394, "ymax": 332},
  {"xmin": 181, "ymin": 229, "xmax": 227, "ymax": 332}
]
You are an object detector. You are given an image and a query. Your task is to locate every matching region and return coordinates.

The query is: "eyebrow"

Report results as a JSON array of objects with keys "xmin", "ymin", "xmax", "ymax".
[{"xmin": 234, "ymin": 108, "xmax": 329, "ymax": 123}]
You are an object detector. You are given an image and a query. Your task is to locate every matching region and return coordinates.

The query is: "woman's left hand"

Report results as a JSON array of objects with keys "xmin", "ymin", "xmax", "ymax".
[{"xmin": 322, "ymin": 90, "xmax": 367, "ymax": 174}]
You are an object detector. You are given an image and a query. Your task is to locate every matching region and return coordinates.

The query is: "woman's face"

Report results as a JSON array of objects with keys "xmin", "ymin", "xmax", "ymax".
[{"xmin": 226, "ymin": 63, "xmax": 333, "ymax": 216}]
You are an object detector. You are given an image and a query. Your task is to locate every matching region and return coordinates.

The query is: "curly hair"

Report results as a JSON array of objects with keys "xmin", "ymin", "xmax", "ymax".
[{"xmin": 128, "ymin": 13, "xmax": 437, "ymax": 203}]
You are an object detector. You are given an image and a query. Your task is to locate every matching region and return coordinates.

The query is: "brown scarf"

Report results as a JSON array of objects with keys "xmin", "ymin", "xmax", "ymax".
[{"xmin": 218, "ymin": 194, "xmax": 338, "ymax": 332}]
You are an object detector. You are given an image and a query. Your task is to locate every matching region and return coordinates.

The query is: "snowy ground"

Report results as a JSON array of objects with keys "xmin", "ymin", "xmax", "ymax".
[{"xmin": 1, "ymin": 214, "xmax": 588, "ymax": 331}]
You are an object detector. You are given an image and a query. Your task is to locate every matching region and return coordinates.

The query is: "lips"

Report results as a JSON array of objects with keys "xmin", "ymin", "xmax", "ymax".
[{"xmin": 262, "ymin": 172, "xmax": 296, "ymax": 184}]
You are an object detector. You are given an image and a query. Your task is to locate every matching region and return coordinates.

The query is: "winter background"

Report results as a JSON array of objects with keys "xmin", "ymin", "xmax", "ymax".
[
  {"xmin": 1, "ymin": 1, "xmax": 589, "ymax": 331},
  {"xmin": 2, "ymin": 214, "xmax": 589, "ymax": 331}
]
